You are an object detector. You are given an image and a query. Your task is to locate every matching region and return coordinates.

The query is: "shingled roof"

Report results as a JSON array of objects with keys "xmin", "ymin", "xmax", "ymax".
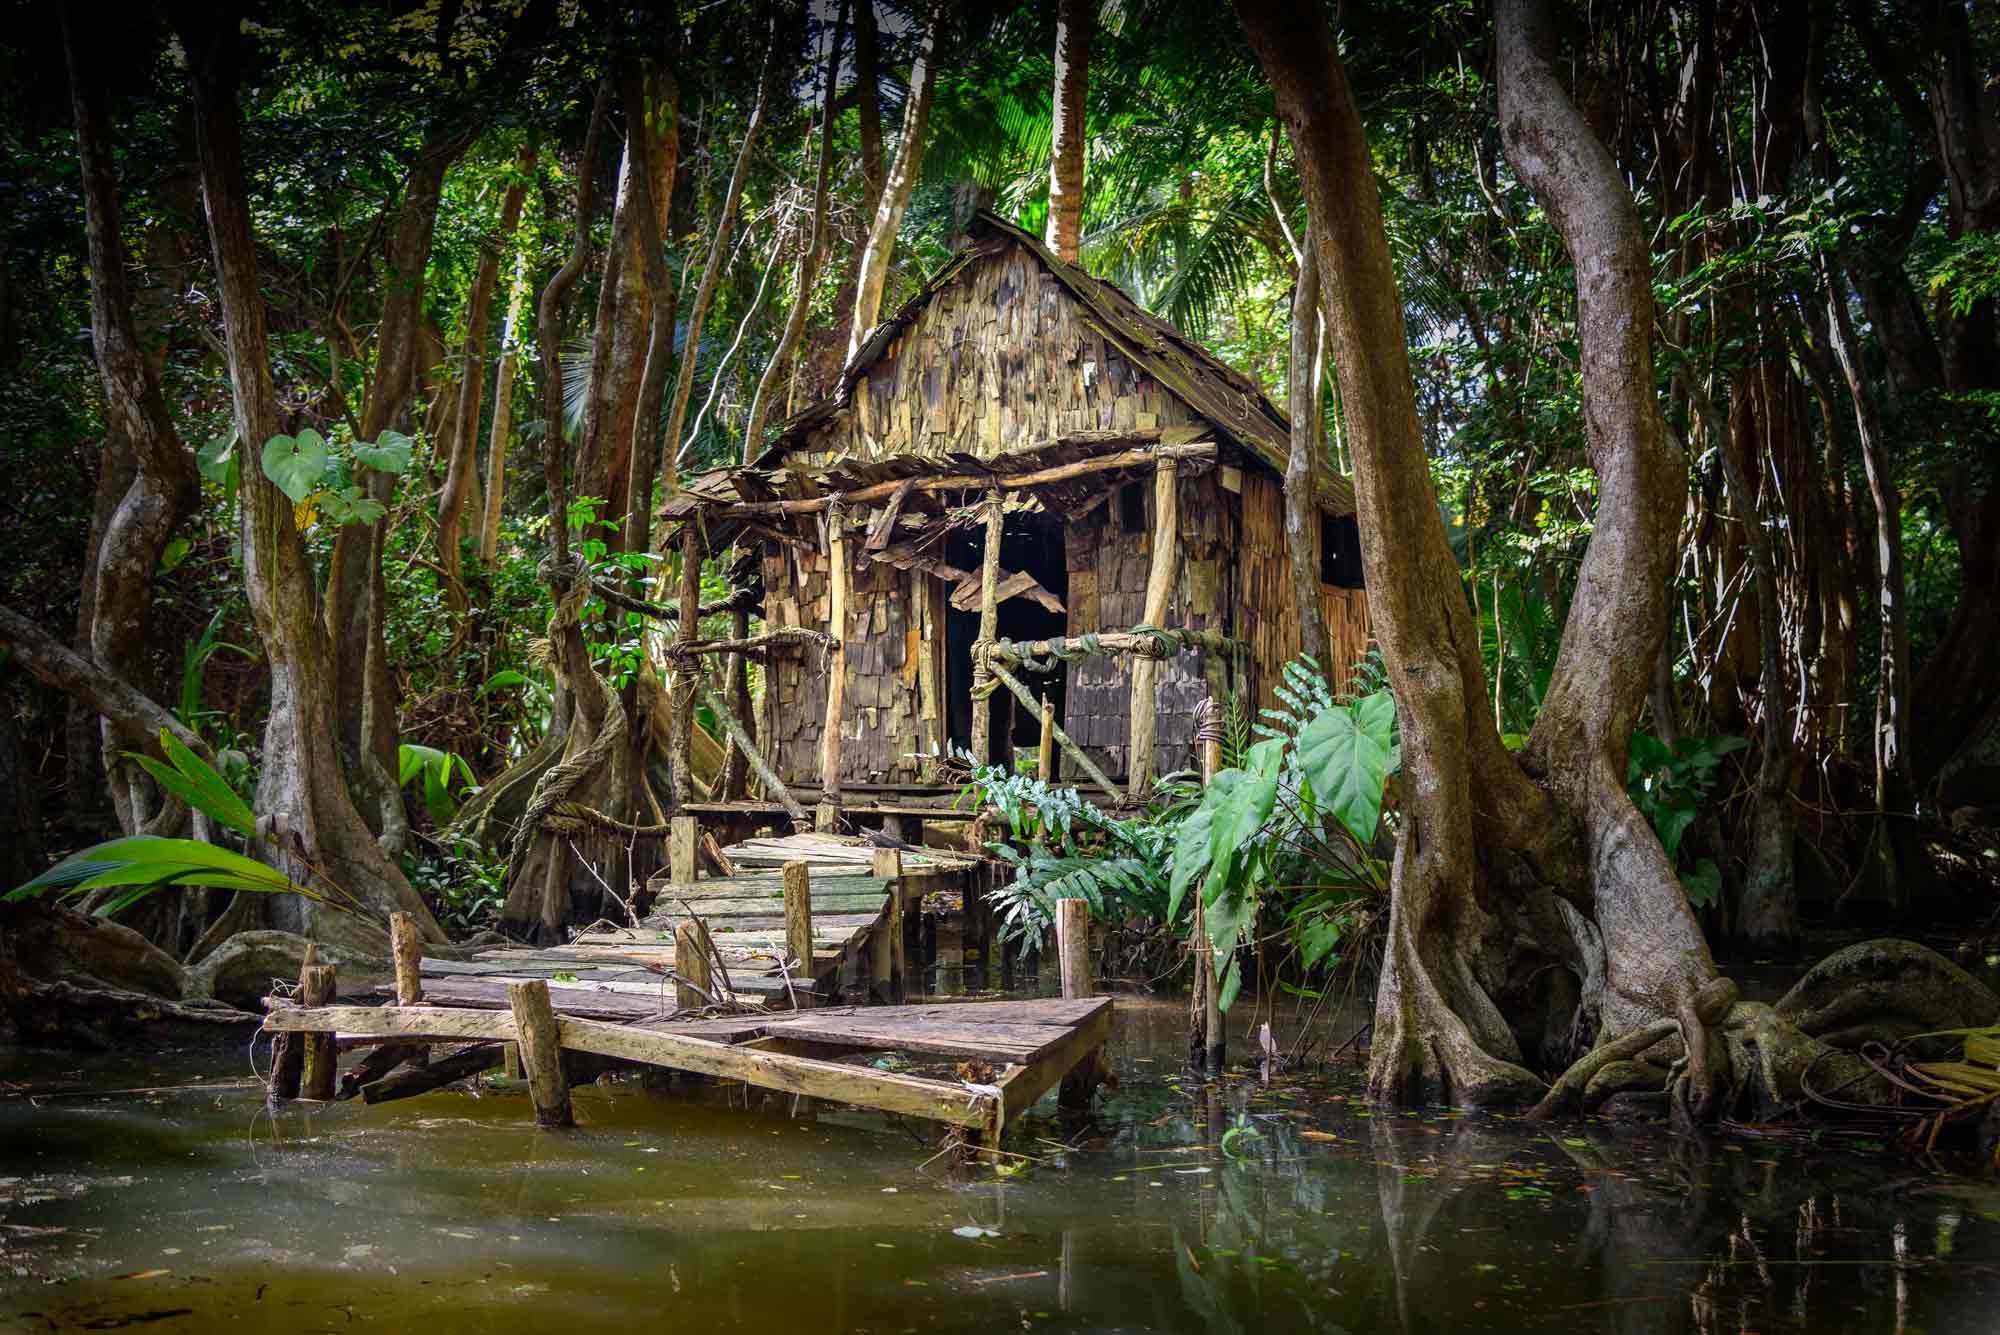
[{"xmin": 757, "ymin": 211, "xmax": 1355, "ymax": 515}]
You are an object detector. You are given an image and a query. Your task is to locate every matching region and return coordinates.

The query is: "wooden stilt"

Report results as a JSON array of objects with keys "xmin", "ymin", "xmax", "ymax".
[
  {"xmin": 819, "ymin": 501, "xmax": 848, "ymax": 809},
  {"xmin": 1038, "ymin": 690, "xmax": 1056, "ymax": 779},
  {"xmin": 674, "ymin": 919, "xmax": 711, "ymax": 1011},
  {"xmin": 1056, "ymin": 897, "xmax": 1108, "ymax": 1107},
  {"xmin": 298, "ymin": 963, "xmax": 337, "ymax": 1101},
  {"xmin": 783, "ymin": 858, "xmax": 814, "ymax": 1007},
  {"xmin": 969, "ymin": 490, "xmax": 1005, "ymax": 766},
  {"xmin": 669, "ymin": 815, "xmax": 699, "ymax": 883},
  {"xmin": 1128, "ymin": 457, "xmax": 1181, "ymax": 798},
  {"xmin": 870, "ymin": 846, "xmax": 903, "ymax": 1002},
  {"xmin": 507, "ymin": 979, "xmax": 573, "ymax": 1127},
  {"xmin": 270, "ymin": 942, "xmax": 319, "ymax": 1099},
  {"xmin": 1192, "ymin": 707, "xmax": 1224, "ymax": 1073},
  {"xmin": 390, "ymin": 912, "xmax": 424, "ymax": 1005}
]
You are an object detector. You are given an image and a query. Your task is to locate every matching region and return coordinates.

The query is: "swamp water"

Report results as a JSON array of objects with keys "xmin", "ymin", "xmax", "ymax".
[{"xmin": 4, "ymin": 991, "xmax": 1999, "ymax": 1334}]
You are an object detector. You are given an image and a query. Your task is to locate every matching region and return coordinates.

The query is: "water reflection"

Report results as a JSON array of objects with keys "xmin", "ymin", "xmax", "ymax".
[{"xmin": 2, "ymin": 999, "xmax": 1997, "ymax": 1333}]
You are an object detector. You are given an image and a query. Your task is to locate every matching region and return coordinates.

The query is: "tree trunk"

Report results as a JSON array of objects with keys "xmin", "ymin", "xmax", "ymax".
[
  {"xmin": 326, "ymin": 126, "xmax": 472, "ymax": 855},
  {"xmin": 479, "ymin": 248, "xmax": 531, "ymax": 565},
  {"xmin": 180, "ymin": 10, "xmax": 442, "ymax": 952},
  {"xmin": 1044, "ymin": 0, "xmax": 1091, "ymax": 265},
  {"xmin": 660, "ymin": 27, "xmax": 777, "ymax": 497},
  {"xmin": 853, "ymin": 0, "xmax": 885, "ymax": 225},
  {"xmin": 743, "ymin": 0, "xmax": 848, "ymax": 463},
  {"xmin": 847, "ymin": 6, "xmax": 939, "ymax": 361},
  {"xmin": 64, "ymin": 12, "xmax": 199, "ymax": 835},
  {"xmin": 439, "ymin": 145, "xmax": 534, "ymax": 606},
  {"xmin": 1284, "ymin": 230, "xmax": 1330, "ymax": 675}
]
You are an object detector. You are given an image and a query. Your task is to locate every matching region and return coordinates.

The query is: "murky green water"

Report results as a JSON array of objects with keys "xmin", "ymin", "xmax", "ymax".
[{"xmin": 4, "ymin": 991, "xmax": 1998, "ymax": 1333}]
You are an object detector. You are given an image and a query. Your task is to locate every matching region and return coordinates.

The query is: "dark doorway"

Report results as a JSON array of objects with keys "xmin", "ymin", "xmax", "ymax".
[{"xmin": 942, "ymin": 508, "xmax": 1070, "ymax": 768}]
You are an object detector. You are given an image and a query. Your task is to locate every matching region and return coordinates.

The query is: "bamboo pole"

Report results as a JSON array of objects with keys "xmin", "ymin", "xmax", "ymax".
[
  {"xmin": 1128, "ymin": 456, "xmax": 1181, "ymax": 799},
  {"xmin": 819, "ymin": 502, "xmax": 848, "ymax": 815},
  {"xmin": 1038, "ymin": 691, "xmax": 1055, "ymax": 779},
  {"xmin": 298, "ymin": 964, "xmax": 337, "ymax": 1101},
  {"xmin": 783, "ymin": 859, "xmax": 815, "ymax": 1007},
  {"xmin": 507, "ymin": 979, "xmax": 573, "ymax": 1127},
  {"xmin": 969, "ymin": 491, "xmax": 1005, "ymax": 766}
]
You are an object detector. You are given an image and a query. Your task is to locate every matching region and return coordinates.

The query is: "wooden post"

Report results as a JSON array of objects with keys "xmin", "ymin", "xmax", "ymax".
[
  {"xmin": 390, "ymin": 912, "xmax": 424, "ymax": 1006},
  {"xmin": 506, "ymin": 979, "xmax": 573, "ymax": 1128},
  {"xmin": 968, "ymin": 490, "xmax": 1005, "ymax": 766},
  {"xmin": 1054, "ymin": 898, "xmax": 1090, "ymax": 1000},
  {"xmin": 870, "ymin": 846, "xmax": 903, "ymax": 1001},
  {"xmin": 783, "ymin": 858, "xmax": 814, "ymax": 1006},
  {"xmin": 1038, "ymin": 690, "xmax": 1055, "ymax": 780},
  {"xmin": 674, "ymin": 919, "xmax": 711, "ymax": 1011},
  {"xmin": 298, "ymin": 963, "xmax": 337, "ymax": 1101},
  {"xmin": 270, "ymin": 942, "xmax": 319, "ymax": 1099},
  {"xmin": 1193, "ymin": 704, "xmax": 1223, "ymax": 1074},
  {"xmin": 670, "ymin": 520, "xmax": 704, "ymax": 807},
  {"xmin": 819, "ymin": 500, "xmax": 848, "ymax": 811},
  {"xmin": 1128, "ymin": 456, "xmax": 1181, "ymax": 798},
  {"xmin": 668, "ymin": 814, "xmax": 699, "ymax": 883},
  {"xmin": 1055, "ymin": 897, "xmax": 1106, "ymax": 1108}
]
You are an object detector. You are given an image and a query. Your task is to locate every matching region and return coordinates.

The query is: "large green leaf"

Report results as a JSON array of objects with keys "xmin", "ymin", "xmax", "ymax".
[
  {"xmin": 135, "ymin": 728, "xmax": 256, "ymax": 836},
  {"xmin": 1202, "ymin": 736, "xmax": 1284, "ymax": 904},
  {"xmin": 260, "ymin": 429, "xmax": 328, "ymax": 503},
  {"xmin": 6, "ymin": 835, "xmax": 315, "ymax": 910},
  {"xmin": 352, "ymin": 430, "xmax": 413, "ymax": 475},
  {"xmin": 1168, "ymin": 772, "xmax": 1231, "ymax": 922},
  {"xmin": 1296, "ymin": 689, "xmax": 1396, "ymax": 846}
]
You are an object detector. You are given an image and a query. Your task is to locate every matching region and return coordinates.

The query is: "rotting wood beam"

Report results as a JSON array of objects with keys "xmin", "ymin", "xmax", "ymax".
[
  {"xmin": 668, "ymin": 441, "xmax": 1218, "ymax": 521},
  {"xmin": 865, "ymin": 477, "xmax": 916, "ymax": 551}
]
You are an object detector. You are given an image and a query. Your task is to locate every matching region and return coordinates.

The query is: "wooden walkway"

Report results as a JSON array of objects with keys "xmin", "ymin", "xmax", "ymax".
[
  {"xmin": 416, "ymin": 833, "xmax": 974, "ymax": 1008},
  {"xmin": 263, "ymin": 992, "xmax": 1113, "ymax": 1140}
]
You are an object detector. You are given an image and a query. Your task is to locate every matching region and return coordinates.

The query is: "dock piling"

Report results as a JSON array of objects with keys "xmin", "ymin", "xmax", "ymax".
[
  {"xmin": 506, "ymin": 979, "xmax": 573, "ymax": 1127},
  {"xmin": 270, "ymin": 942, "xmax": 320, "ymax": 1099},
  {"xmin": 783, "ymin": 859, "xmax": 814, "ymax": 1006},
  {"xmin": 298, "ymin": 963, "xmax": 337, "ymax": 1101},
  {"xmin": 669, "ymin": 815, "xmax": 699, "ymax": 883},
  {"xmin": 674, "ymin": 919, "xmax": 712, "ymax": 1011},
  {"xmin": 1055, "ymin": 898, "xmax": 1107, "ymax": 1108}
]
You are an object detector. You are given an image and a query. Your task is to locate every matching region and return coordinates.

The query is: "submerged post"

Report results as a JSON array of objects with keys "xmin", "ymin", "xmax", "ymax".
[
  {"xmin": 1056, "ymin": 897, "xmax": 1106, "ymax": 1108},
  {"xmin": 870, "ymin": 846, "xmax": 903, "ymax": 1002},
  {"xmin": 783, "ymin": 858, "xmax": 814, "ymax": 1007},
  {"xmin": 298, "ymin": 963, "xmax": 337, "ymax": 1101},
  {"xmin": 507, "ymin": 978, "xmax": 573, "ymax": 1128},
  {"xmin": 674, "ymin": 919, "xmax": 711, "ymax": 1011},
  {"xmin": 1191, "ymin": 697, "xmax": 1224, "ymax": 1074},
  {"xmin": 270, "ymin": 942, "xmax": 320, "ymax": 1099}
]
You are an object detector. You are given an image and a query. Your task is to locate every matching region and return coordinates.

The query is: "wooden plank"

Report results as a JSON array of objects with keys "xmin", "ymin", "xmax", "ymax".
[
  {"xmin": 994, "ymin": 1001, "xmax": 1115, "ymax": 1134},
  {"xmin": 268, "ymin": 1006, "xmax": 998, "ymax": 1128},
  {"xmin": 758, "ymin": 1015, "xmax": 1075, "ymax": 1062}
]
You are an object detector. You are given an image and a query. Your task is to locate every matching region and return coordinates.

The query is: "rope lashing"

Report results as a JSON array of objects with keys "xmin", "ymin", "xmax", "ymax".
[
  {"xmin": 1193, "ymin": 697, "xmax": 1226, "ymax": 746},
  {"xmin": 972, "ymin": 625, "xmax": 1244, "ymax": 686}
]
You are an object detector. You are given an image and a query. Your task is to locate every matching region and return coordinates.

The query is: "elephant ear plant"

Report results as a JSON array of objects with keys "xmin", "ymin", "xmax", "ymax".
[
  {"xmin": 6, "ymin": 728, "xmax": 345, "ymax": 917},
  {"xmin": 1169, "ymin": 677, "xmax": 1399, "ymax": 1014}
]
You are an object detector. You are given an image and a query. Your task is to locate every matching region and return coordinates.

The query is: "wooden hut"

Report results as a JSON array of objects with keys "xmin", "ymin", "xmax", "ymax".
[{"xmin": 660, "ymin": 212, "xmax": 1369, "ymax": 837}]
